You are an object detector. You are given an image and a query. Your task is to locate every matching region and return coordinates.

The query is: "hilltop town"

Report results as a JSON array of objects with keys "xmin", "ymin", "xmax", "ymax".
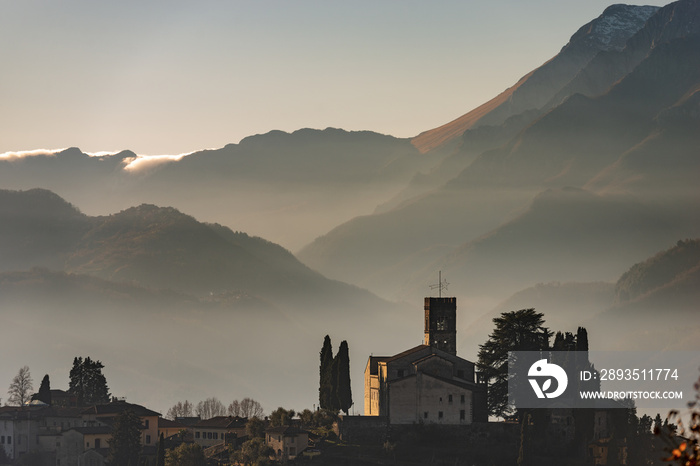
[{"xmin": 2, "ymin": 296, "xmax": 688, "ymax": 466}]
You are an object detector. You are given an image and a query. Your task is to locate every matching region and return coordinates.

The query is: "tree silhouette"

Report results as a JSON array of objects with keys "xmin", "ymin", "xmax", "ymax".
[
  {"xmin": 156, "ymin": 433, "xmax": 165, "ymax": 466},
  {"xmin": 335, "ymin": 340, "xmax": 352, "ymax": 414},
  {"xmin": 68, "ymin": 357, "xmax": 110, "ymax": 406},
  {"xmin": 477, "ymin": 309, "xmax": 551, "ymax": 418},
  {"xmin": 7, "ymin": 366, "xmax": 33, "ymax": 406},
  {"xmin": 319, "ymin": 335, "xmax": 334, "ymax": 410},
  {"xmin": 107, "ymin": 410, "xmax": 142, "ymax": 466},
  {"xmin": 36, "ymin": 374, "xmax": 51, "ymax": 405}
]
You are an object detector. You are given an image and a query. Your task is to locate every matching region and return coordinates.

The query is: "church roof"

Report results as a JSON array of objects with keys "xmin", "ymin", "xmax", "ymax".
[
  {"xmin": 384, "ymin": 345, "xmax": 430, "ymax": 363},
  {"xmin": 412, "ymin": 353, "xmax": 454, "ymax": 367},
  {"xmin": 366, "ymin": 356, "xmax": 390, "ymax": 375}
]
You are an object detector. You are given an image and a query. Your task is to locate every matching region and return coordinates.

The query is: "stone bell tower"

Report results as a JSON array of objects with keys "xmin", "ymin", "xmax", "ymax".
[{"xmin": 424, "ymin": 296, "xmax": 457, "ymax": 356}]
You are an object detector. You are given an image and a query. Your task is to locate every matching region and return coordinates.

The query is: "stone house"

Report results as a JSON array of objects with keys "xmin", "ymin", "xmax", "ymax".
[
  {"xmin": 158, "ymin": 417, "xmax": 188, "ymax": 440},
  {"xmin": 192, "ymin": 416, "xmax": 247, "ymax": 448},
  {"xmin": 265, "ymin": 426, "xmax": 308, "ymax": 461},
  {"xmin": 0, "ymin": 405, "xmax": 83, "ymax": 463},
  {"xmin": 81, "ymin": 400, "xmax": 160, "ymax": 449}
]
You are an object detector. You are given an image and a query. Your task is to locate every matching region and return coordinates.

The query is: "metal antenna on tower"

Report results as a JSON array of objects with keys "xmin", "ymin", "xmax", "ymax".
[{"xmin": 429, "ymin": 271, "xmax": 449, "ymax": 298}]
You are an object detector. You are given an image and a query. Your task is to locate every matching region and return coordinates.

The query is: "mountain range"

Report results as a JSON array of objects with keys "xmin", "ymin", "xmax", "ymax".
[{"xmin": 299, "ymin": 0, "xmax": 700, "ymax": 303}]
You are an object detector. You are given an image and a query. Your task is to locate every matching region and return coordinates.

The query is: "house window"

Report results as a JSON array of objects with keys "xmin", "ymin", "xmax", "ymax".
[
  {"xmin": 207, "ymin": 432, "xmax": 212, "ymax": 439},
  {"xmin": 213, "ymin": 433, "xmax": 218, "ymax": 440},
  {"xmin": 290, "ymin": 436, "xmax": 295, "ymax": 444},
  {"xmin": 144, "ymin": 420, "xmax": 149, "ymax": 429},
  {"xmin": 438, "ymin": 411, "xmax": 443, "ymax": 419},
  {"xmin": 1, "ymin": 436, "xmax": 4, "ymax": 444},
  {"xmin": 424, "ymin": 412, "xmax": 428, "ymax": 419},
  {"xmin": 461, "ymin": 394, "xmax": 465, "ymax": 404},
  {"xmin": 460, "ymin": 410, "xmax": 465, "ymax": 421},
  {"xmin": 289, "ymin": 447, "xmax": 296, "ymax": 456},
  {"xmin": 448, "ymin": 395, "xmax": 453, "ymax": 404},
  {"xmin": 87, "ymin": 442, "xmax": 90, "ymax": 448},
  {"xmin": 146, "ymin": 435, "xmax": 151, "ymax": 444},
  {"xmin": 195, "ymin": 432, "xmax": 200, "ymax": 439},
  {"xmin": 95, "ymin": 439, "xmax": 100, "ymax": 449}
]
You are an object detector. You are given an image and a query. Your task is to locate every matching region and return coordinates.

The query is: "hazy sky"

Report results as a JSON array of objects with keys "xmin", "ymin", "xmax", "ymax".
[{"xmin": 1, "ymin": 0, "xmax": 671, "ymax": 155}]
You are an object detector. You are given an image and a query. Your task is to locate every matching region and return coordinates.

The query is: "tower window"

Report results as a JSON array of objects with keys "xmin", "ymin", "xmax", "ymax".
[{"xmin": 437, "ymin": 318, "xmax": 447, "ymax": 331}]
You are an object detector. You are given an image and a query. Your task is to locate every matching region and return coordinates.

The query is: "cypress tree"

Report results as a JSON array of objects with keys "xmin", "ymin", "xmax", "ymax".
[
  {"xmin": 37, "ymin": 374, "xmax": 51, "ymax": 405},
  {"xmin": 319, "ymin": 335, "xmax": 333, "ymax": 409},
  {"xmin": 156, "ymin": 433, "xmax": 165, "ymax": 466},
  {"xmin": 107, "ymin": 410, "xmax": 142, "ymax": 466},
  {"xmin": 336, "ymin": 340, "xmax": 352, "ymax": 414}
]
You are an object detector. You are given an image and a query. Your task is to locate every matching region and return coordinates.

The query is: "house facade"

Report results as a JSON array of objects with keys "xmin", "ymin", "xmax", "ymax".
[
  {"xmin": 192, "ymin": 416, "xmax": 247, "ymax": 448},
  {"xmin": 364, "ymin": 297, "xmax": 487, "ymax": 424},
  {"xmin": 0, "ymin": 405, "xmax": 83, "ymax": 463},
  {"xmin": 81, "ymin": 400, "xmax": 160, "ymax": 449},
  {"xmin": 265, "ymin": 426, "xmax": 308, "ymax": 460}
]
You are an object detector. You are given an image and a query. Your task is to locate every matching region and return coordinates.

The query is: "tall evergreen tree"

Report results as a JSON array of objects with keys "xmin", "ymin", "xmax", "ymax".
[
  {"xmin": 319, "ymin": 335, "xmax": 334, "ymax": 410},
  {"xmin": 576, "ymin": 327, "xmax": 589, "ymax": 352},
  {"xmin": 328, "ymin": 352, "xmax": 340, "ymax": 411},
  {"xmin": 477, "ymin": 309, "xmax": 551, "ymax": 418},
  {"xmin": 69, "ymin": 357, "xmax": 110, "ymax": 406},
  {"xmin": 335, "ymin": 340, "xmax": 352, "ymax": 414},
  {"xmin": 156, "ymin": 433, "xmax": 165, "ymax": 466},
  {"xmin": 37, "ymin": 374, "xmax": 51, "ymax": 405},
  {"xmin": 107, "ymin": 409, "xmax": 142, "ymax": 466}
]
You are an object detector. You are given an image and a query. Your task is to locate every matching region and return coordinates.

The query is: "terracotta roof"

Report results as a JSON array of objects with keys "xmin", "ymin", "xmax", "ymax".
[
  {"xmin": 265, "ymin": 425, "xmax": 307, "ymax": 436},
  {"xmin": 68, "ymin": 426, "xmax": 113, "ymax": 436},
  {"xmin": 385, "ymin": 345, "xmax": 430, "ymax": 363},
  {"xmin": 412, "ymin": 353, "xmax": 454, "ymax": 367},
  {"xmin": 194, "ymin": 416, "xmax": 247, "ymax": 429},
  {"xmin": 174, "ymin": 416, "xmax": 201, "ymax": 426},
  {"xmin": 82, "ymin": 401, "xmax": 160, "ymax": 418},
  {"xmin": 0, "ymin": 406, "xmax": 83, "ymax": 420},
  {"xmin": 159, "ymin": 417, "xmax": 187, "ymax": 428}
]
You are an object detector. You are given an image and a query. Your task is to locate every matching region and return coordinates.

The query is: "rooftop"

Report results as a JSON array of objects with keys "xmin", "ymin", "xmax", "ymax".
[{"xmin": 194, "ymin": 416, "xmax": 247, "ymax": 429}]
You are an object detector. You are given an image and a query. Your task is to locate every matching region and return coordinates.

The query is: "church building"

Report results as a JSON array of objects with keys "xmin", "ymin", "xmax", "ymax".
[{"xmin": 364, "ymin": 297, "xmax": 487, "ymax": 424}]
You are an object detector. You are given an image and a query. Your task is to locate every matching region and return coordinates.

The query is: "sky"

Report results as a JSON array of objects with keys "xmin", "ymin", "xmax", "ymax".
[{"xmin": 1, "ymin": 0, "xmax": 672, "ymax": 156}]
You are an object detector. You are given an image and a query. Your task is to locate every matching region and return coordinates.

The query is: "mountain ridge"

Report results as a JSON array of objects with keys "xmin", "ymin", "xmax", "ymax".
[{"xmin": 410, "ymin": 3, "xmax": 659, "ymax": 154}]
